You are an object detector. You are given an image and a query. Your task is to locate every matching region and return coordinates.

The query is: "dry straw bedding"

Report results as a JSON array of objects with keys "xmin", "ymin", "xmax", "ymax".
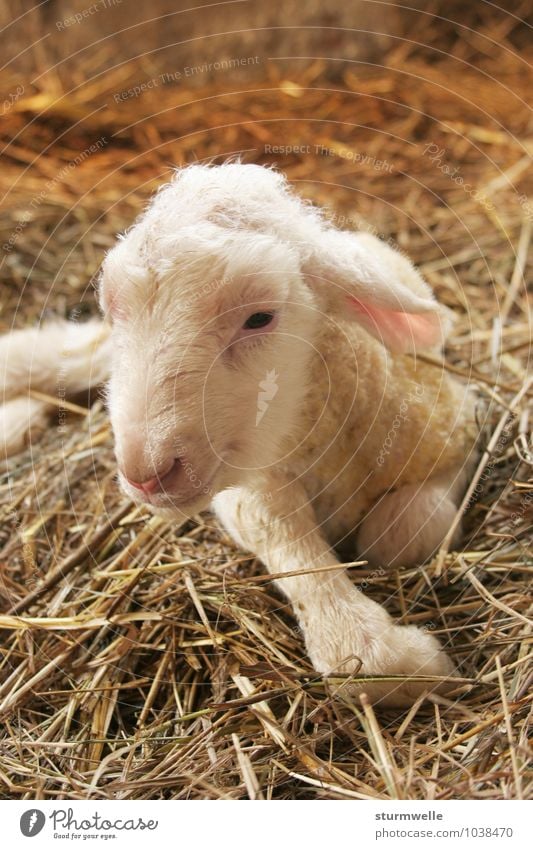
[{"xmin": 0, "ymin": 16, "xmax": 531, "ymax": 800}]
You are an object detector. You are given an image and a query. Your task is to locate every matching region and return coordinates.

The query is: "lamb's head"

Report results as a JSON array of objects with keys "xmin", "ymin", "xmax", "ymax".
[
  {"xmin": 99, "ymin": 213, "xmax": 319, "ymax": 518},
  {"xmin": 99, "ymin": 163, "xmax": 450, "ymax": 519}
]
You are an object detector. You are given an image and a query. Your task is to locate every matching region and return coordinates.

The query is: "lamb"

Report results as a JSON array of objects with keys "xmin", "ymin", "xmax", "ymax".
[{"xmin": 0, "ymin": 162, "xmax": 479, "ymax": 706}]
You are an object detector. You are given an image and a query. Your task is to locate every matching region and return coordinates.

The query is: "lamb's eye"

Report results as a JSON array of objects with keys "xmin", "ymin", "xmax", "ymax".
[{"xmin": 243, "ymin": 312, "xmax": 274, "ymax": 330}]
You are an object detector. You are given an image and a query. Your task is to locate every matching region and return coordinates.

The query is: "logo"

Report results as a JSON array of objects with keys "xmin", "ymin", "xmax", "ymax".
[
  {"xmin": 256, "ymin": 369, "xmax": 279, "ymax": 425},
  {"xmin": 20, "ymin": 809, "xmax": 46, "ymax": 837}
]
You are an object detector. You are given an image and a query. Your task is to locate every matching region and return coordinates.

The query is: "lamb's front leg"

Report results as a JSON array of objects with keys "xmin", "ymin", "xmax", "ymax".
[{"xmin": 213, "ymin": 475, "xmax": 455, "ymax": 707}]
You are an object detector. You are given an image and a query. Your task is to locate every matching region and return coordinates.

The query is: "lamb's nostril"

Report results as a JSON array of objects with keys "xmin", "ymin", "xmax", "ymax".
[
  {"xmin": 128, "ymin": 475, "xmax": 160, "ymax": 494},
  {"xmin": 124, "ymin": 458, "xmax": 180, "ymax": 494}
]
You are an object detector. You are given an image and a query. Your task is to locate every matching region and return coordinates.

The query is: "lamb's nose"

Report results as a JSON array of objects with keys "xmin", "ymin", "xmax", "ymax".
[{"xmin": 124, "ymin": 458, "xmax": 180, "ymax": 493}]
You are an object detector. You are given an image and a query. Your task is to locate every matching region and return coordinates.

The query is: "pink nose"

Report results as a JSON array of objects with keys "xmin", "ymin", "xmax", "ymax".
[{"xmin": 123, "ymin": 458, "xmax": 180, "ymax": 494}]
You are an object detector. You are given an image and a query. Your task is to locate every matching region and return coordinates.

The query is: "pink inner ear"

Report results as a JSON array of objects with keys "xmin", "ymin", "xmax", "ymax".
[{"xmin": 347, "ymin": 296, "xmax": 443, "ymax": 352}]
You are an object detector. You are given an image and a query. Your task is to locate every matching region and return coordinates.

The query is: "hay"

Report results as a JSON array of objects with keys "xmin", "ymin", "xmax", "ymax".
[{"xmin": 0, "ymin": 5, "xmax": 531, "ymax": 799}]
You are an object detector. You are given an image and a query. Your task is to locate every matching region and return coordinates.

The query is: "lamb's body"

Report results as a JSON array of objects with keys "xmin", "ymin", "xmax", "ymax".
[
  {"xmin": 1, "ymin": 163, "xmax": 479, "ymax": 706},
  {"xmin": 281, "ymin": 322, "xmax": 472, "ymax": 552}
]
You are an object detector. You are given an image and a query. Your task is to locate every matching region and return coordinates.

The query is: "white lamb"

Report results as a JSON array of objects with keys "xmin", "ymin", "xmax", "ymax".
[{"xmin": 1, "ymin": 163, "xmax": 478, "ymax": 706}]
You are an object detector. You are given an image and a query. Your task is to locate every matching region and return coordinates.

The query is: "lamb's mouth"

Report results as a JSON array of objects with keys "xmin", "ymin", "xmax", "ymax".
[{"xmin": 139, "ymin": 461, "xmax": 222, "ymax": 511}]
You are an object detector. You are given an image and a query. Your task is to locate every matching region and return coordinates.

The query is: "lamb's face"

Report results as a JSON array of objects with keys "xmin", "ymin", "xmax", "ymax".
[{"xmin": 99, "ymin": 228, "xmax": 319, "ymax": 518}]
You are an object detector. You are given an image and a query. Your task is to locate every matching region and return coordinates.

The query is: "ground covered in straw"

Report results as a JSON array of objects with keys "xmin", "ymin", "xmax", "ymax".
[{"xmin": 0, "ymin": 8, "xmax": 531, "ymax": 799}]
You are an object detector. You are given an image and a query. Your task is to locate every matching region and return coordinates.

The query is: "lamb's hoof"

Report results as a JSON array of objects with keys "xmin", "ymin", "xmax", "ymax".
[{"xmin": 312, "ymin": 624, "xmax": 457, "ymax": 708}]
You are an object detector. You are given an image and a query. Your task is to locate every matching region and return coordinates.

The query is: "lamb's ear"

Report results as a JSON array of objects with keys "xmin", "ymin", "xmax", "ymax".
[{"xmin": 302, "ymin": 230, "xmax": 451, "ymax": 353}]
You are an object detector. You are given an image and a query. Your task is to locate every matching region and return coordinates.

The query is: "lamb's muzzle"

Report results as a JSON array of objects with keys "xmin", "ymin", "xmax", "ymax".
[
  {"xmin": 0, "ymin": 162, "xmax": 479, "ymax": 707},
  {"xmin": 122, "ymin": 456, "xmax": 181, "ymax": 494}
]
